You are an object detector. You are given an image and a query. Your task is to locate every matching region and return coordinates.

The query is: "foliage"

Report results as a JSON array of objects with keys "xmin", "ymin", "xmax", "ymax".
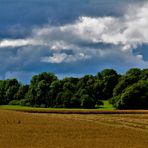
[
  {"xmin": 0, "ymin": 68, "xmax": 148, "ymax": 109},
  {"xmin": 80, "ymin": 95, "xmax": 95, "ymax": 109},
  {"xmin": 8, "ymin": 100, "xmax": 20, "ymax": 105},
  {"xmin": 111, "ymin": 68, "xmax": 148, "ymax": 109},
  {"xmin": 0, "ymin": 79, "xmax": 20, "ymax": 104},
  {"xmin": 114, "ymin": 81, "xmax": 148, "ymax": 109},
  {"xmin": 96, "ymin": 69, "xmax": 119, "ymax": 100}
]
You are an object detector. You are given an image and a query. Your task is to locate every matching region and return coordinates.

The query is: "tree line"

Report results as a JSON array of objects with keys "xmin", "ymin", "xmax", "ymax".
[{"xmin": 0, "ymin": 68, "xmax": 148, "ymax": 109}]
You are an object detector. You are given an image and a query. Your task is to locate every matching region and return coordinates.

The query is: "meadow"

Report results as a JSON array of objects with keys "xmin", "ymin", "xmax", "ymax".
[
  {"xmin": 0, "ymin": 100, "xmax": 115, "ymax": 114},
  {"xmin": 0, "ymin": 108, "xmax": 148, "ymax": 148}
]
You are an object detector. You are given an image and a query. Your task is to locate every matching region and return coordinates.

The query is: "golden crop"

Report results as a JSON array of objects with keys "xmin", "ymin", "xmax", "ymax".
[{"xmin": 0, "ymin": 110, "xmax": 148, "ymax": 148}]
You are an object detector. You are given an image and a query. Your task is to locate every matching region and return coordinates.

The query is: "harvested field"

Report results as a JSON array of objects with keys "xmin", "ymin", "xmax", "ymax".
[
  {"xmin": 0, "ymin": 109, "xmax": 148, "ymax": 148},
  {"xmin": 17, "ymin": 109, "xmax": 148, "ymax": 114}
]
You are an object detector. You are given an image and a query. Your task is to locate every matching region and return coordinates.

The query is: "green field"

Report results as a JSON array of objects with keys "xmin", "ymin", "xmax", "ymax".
[
  {"xmin": 0, "ymin": 100, "xmax": 115, "ymax": 111},
  {"xmin": 99, "ymin": 100, "xmax": 115, "ymax": 110}
]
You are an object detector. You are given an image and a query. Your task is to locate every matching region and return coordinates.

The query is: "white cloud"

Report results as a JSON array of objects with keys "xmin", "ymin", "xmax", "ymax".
[
  {"xmin": 0, "ymin": 39, "xmax": 38, "ymax": 48},
  {"xmin": 32, "ymin": 2, "xmax": 148, "ymax": 51},
  {"xmin": 41, "ymin": 53, "xmax": 68, "ymax": 63},
  {"xmin": 41, "ymin": 52, "xmax": 90, "ymax": 63},
  {"xmin": 37, "ymin": 2, "xmax": 148, "ymax": 64},
  {"xmin": 0, "ymin": 2, "xmax": 148, "ymax": 67}
]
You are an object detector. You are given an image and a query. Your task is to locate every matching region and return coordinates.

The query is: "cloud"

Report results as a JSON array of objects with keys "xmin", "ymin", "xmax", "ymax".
[
  {"xmin": 41, "ymin": 52, "xmax": 90, "ymax": 63},
  {"xmin": 0, "ymin": 39, "xmax": 38, "ymax": 48},
  {"xmin": 0, "ymin": 1, "xmax": 148, "ymax": 82},
  {"xmin": 1, "ymin": 2, "xmax": 148, "ymax": 48}
]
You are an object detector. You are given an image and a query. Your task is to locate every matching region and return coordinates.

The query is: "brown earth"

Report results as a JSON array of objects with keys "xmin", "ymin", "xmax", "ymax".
[
  {"xmin": 0, "ymin": 110, "xmax": 148, "ymax": 148},
  {"xmin": 11, "ymin": 108, "xmax": 148, "ymax": 114}
]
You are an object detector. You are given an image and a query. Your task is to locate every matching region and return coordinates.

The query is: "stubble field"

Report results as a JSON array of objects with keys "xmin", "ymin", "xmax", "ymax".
[{"xmin": 0, "ymin": 109, "xmax": 148, "ymax": 148}]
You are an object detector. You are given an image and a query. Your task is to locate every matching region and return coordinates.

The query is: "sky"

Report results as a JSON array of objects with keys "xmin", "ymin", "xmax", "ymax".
[{"xmin": 0, "ymin": 0, "xmax": 148, "ymax": 83}]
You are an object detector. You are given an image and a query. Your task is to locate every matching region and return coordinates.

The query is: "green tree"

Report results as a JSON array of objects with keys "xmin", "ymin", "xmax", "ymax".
[
  {"xmin": 77, "ymin": 75, "xmax": 96, "ymax": 99},
  {"xmin": 14, "ymin": 85, "xmax": 29, "ymax": 100},
  {"xmin": 96, "ymin": 69, "xmax": 119, "ymax": 100},
  {"xmin": 60, "ymin": 91, "xmax": 73, "ymax": 108},
  {"xmin": 0, "ymin": 79, "xmax": 20, "ymax": 104},
  {"xmin": 115, "ymin": 81, "xmax": 148, "ymax": 109},
  {"xmin": 70, "ymin": 97, "xmax": 81, "ymax": 108},
  {"xmin": 49, "ymin": 80, "xmax": 63, "ymax": 106},
  {"xmin": 126, "ymin": 68, "xmax": 141, "ymax": 77},
  {"xmin": 26, "ymin": 72, "xmax": 57, "ymax": 107},
  {"xmin": 80, "ymin": 94, "xmax": 95, "ymax": 109},
  {"xmin": 140, "ymin": 69, "xmax": 148, "ymax": 80}
]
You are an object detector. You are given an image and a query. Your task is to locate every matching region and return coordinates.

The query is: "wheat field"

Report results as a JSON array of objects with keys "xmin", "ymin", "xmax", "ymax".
[{"xmin": 0, "ymin": 109, "xmax": 148, "ymax": 148}]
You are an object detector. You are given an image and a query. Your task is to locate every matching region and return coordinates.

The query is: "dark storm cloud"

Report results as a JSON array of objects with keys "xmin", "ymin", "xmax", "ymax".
[
  {"xmin": 0, "ymin": 0, "xmax": 147, "ymax": 83},
  {"xmin": 0, "ymin": 0, "xmax": 136, "ymax": 38}
]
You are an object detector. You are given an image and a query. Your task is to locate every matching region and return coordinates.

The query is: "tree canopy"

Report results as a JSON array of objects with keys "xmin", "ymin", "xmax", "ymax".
[{"xmin": 0, "ymin": 68, "xmax": 147, "ymax": 109}]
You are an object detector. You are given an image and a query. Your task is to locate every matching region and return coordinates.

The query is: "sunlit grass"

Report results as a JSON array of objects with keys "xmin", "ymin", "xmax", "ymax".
[
  {"xmin": 98, "ymin": 100, "xmax": 115, "ymax": 110},
  {"xmin": 0, "ymin": 100, "xmax": 115, "ymax": 111},
  {"xmin": 0, "ymin": 105, "xmax": 98, "ymax": 111}
]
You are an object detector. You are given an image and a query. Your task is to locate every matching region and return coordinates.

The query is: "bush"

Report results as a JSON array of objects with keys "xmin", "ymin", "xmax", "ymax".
[
  {"xmin": 114, "ymin": 81, "xmax": 148, "ymax": 109},
  {"xmin": 8, "ymin": 100, "xmax": 20, "ymax": 105},
  {"xmin": 110, "ymin": 96, "xmax": 120, "ymax": 107},
  {"xmin": 80, "ymin": 95, "xmax": 95, "ymax": 109},
  {"xmin": 62, "ymin": 98, "xmax": 71, "ymax": 108},
  {"xmin": 40, "ymin": 104, "xmax": 46, "ymax": 108},
  {"xmin": 20, "ymin": 99, "xmax": 31, "ymax": 106},
  {"xmin": 96, "ymin": 100, "xmax": 104, "ymax": 106},
  {"xmin": 70, "ymin": 98, "xmax": 81, "ymax": 108}
]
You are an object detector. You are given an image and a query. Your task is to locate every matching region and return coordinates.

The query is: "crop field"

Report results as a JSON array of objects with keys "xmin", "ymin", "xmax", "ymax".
[{"xmin": 0, "ymin": 109, "xmax": 148, "ymax": 148}]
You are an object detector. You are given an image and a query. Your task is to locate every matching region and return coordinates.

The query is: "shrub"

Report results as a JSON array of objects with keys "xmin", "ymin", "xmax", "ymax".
[
  {"xmin": 70, "ymin": 98, "xmax": 81, "ymax": 108},
  {"xmin": 80, "ymin": 95, "xmax": 95, "ymax": 109},
  {"xmin": 20, "ymin": 99, "xmax": 31, "ymax": 106},
  {"xmin": 8, "ymin": 100, "xmax": 20, "ymax": 105},
  {"xmin": 115, "ymin": 81, "xmax": 148, "ymax": 109},
  {"xmin": 40, "ymin": 104, "xmax": 46, "ymax": 108},
  {"xmin": 96, "ymin": 100, "xmax": 104, "ymax": 106}
]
